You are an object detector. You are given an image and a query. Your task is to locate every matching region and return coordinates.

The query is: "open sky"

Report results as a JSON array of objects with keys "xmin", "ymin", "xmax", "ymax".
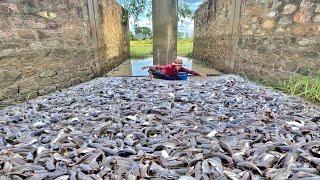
[{"xmin": 116, "ymin": 0, "xmax": 204, "ymax": 37}]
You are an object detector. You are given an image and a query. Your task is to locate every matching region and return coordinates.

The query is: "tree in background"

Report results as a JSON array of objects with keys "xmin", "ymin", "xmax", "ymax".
[
  {"xmin": 118, "ymin": 0, "xmax": 193, "ymax": 36},
  {"xmin": 118, "ymin": 0, "xmax": 148, "ymax": 30},
  {"xmin": 178, "ymin": 2, "xmax": 193, "ymax": 22},
  {"xmin": 130, "ymin": 31, "xmax": 138, "ymax": 40},
  {"xmin": 145, "ymin": 0, "xmax": 193, "ymax": 21},
  {"xmin": 135, "ymin": 26, "xmax": 152, "ymax": 40},
  {"xmin": 178, "ymin": 31, "xmax": 184, "ymax": 39}
]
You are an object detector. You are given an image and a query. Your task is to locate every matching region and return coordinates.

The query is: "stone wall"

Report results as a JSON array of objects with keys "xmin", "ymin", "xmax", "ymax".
[
  {"xmin": 194, "ymin": 0, "xmax": 236, "ymax": 72},
  {"xmin": 194, "ymin": 0, "xmax": 320, "ymax": 81},
  {"xmin": 0, "ymin": 0, "xmax": 129, "ymax": 105},
  {"xmin": 96, "ymin": 0, "xmax": 130, "ymax": 74}
]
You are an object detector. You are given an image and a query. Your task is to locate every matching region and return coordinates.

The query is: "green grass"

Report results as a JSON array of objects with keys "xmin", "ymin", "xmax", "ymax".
[
  {"xmin": 130, "ymin": 39, "xmax": 153, "ymax": 59},
  {"xmin": 283, "ymin": 74, "xmax": 320, "ymax": 103},
  {"xmin": 177, "ymin": 38, "xmax": 193, "ymax": 57},
  {"xmin": 260, "ymin": 73, "xmax": 320, "ymax": 104},
  {"xmin": 130, "ymin": 38, "xmax": 193, "ymax": 59}
]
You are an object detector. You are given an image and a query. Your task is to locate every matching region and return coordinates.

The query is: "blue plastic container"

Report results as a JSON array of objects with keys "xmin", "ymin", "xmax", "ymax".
[{"xmin": 178, "ymin": 72, "xmax": 188, "ymax": 80}]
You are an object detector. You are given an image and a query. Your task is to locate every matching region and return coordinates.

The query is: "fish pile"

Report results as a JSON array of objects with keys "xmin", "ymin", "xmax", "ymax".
[{"xmin": 0, "ymin": 75, "xmax": 319, "ymax": 179}]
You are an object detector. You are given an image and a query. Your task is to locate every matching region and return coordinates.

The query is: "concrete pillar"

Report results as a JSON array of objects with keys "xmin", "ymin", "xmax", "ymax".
[{"xmin": 152, "ymin": 0, "xmax": 178, "ymax": 65}]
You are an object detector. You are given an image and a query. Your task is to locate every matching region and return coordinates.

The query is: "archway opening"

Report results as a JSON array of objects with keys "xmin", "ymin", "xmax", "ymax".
[{"xmin": 107, "ymin": 0, "xmax": 220, "ymax": 77}]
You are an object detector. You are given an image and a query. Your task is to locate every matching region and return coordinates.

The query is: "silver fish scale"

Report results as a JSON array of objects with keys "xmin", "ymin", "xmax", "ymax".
[{"xmin": 0, "ymin": 75, "xmax": 319, "ymax": 179}]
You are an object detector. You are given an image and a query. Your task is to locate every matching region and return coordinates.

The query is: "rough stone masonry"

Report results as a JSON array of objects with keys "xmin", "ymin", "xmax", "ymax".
[
  {"xmin": 0, "ymin": 0, "xmax": 130, "ymax": 106},
  {"xmin": 194, "ymin": 0, "xmax": 320, "ymax": 82}
]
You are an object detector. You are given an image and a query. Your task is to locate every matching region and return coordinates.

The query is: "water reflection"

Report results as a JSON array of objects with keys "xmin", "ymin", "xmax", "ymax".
[
  {"xmin": 130, "ymin": 57, "xmax": 193, "ymax": 77},
  {"xmin": 131, "ymin": 58, "xmax": 153, "ymax": 76}
]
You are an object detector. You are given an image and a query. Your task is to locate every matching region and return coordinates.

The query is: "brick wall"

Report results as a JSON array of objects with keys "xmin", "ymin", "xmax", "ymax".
[
  {"xmin": 0, "ymin": 0, "xmax": 129, "ymax": 105},
  {"xmin": 194, "ymin": 0, "xmax": 320, "ymax": 82}
]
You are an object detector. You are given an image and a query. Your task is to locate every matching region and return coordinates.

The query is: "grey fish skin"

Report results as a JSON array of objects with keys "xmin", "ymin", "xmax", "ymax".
[
  {"xmin": 117, "ymin": 147, "xmax": 137, "ymax": 157},
  {"xmin": 265, "ymin": 167, "xmax": 292, "ymax": 180},
  {"xmin": 236, "ymin": 161, "xmax": 263, "ymax": 176},
  {"xmin": 0, "ymin": 137, "xmax": 6, "ymax": 147},
  {"xmin": 310, "ymin": 145, "xmax": 320, "ymax": 158},
  {"xmin": 79, "ymin": 164, "xmax": 93, "ymax": 173},
  {"xmin": 297, "ymin": 177, "xmax": 320, "ymax": 180},
  {"xmin": 262, "ymin": 157, "xmax": 276, "ymax": 168},
  {"xmin": 2, "ymin": 162, "xmax": 13, "ymax": 174},
  {"xmin": 26, "ymin": 152, "xmax": 34, "ymax": 162},
  {"xmin": 55, "ymin": 175, "xmax": 70, "ymax": 180},
  {"xmin": 28, "ymin": 174, "xmax": 48, "ymax": 180},
  {"xmin": 218, "ymin": 140, "xmax": 233, "ymax": 156},
  {"xmin": 137, "ymin": 146, "xmax": 154, "ymax": 153},
  {"xmin": 103, "ymin": 147, "xmax": 118, "ymax": 156},
  {"xmin": 47, "ymin": 163, "xmax": 69, "ymax": 179},
  {"xmin": 166, "ymin": 160, "xmax": 188, "ymax": 168},
  {"xmin": 188, "ymin": 155, "xmax": 203, "ymax": 167},
  {"xmin": 0, "ymin": 76, "xmax": 320, "ymax": 179},
  {"xmin": 33, "ymin": 169, "xmax": 49, "ymax": 174},
  {"xmin": 300, "ymin": 154, "xmax": 320, "ymax": 165},
  {"xmin": 69, "ymin": 170, "xmax": 78, "ymax": 180},
  {"xmin": 45, "ymin": 158, "xmax": 56, "ymax": 172},
  {"xmin": 199, "ymin": 143, "xmax": 217, "ymax": 150},
  {"xmin": 205, "ymin": 152, "xmax": 234, "ymax": 166},
  {"xmin": 281, "ymin": 153, "xmax": 297, "ymax": 168},
  {"xmin": 8, "ymin": 164, "xmax": 46, "ymax": 174},
  {"xmin": 291, "ymin": 171, "xmax": 320, "ymax": 179},
  {"xmin": 292, "ymin": 167, "xmax": 319, "ymax": 174},
  {"xmin": 178, "ymin": 176, "xmax": 197, "ymax": 180},
  {"xmin": 240, "ymin": 171, "xmax": 251, "ymax": 180},
  {"xmin": 174, "ymin": 168, "xmax": 188, "ymax": 175},
  {"xmin": 223, "ymin": 170, "xmax": 241, "ymax": 180},
  {"xmin": 77, "ymin": 169, "xmax": 94, "ymax": 180},
  {"xmin": 302, "ymin": 141, "xmax": 320, "ymax": 149},
  {"xmin": 252, "ymin": 134, "xmax": 264, "ymax": 144},
  {"xmin": 10, "ymin": 175, "xmax": 24, "ymax": 180},
  {"xmin": 232, "ymin": 154, "xmax": 245, "ymax": 164},
  {"xmin": 196, "ymin": 137, "xmax": 211, "ymax": 145},
  {"xmin": 194, "ymin": 161, "xmax": 202, "ymax": 180},
  {"xmin": 202, "ymin": 158, "xmax": 224, "ymax": 175}
]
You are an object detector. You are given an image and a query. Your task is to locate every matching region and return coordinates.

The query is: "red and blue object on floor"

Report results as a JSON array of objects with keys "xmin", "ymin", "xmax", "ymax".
[
  {"xmin": 148, "ymin": 69, "xmax": 189, "ymax": 80},
  {"xmin": 177, "ymin": 72, "xmax": 188, "ymax": 80}
]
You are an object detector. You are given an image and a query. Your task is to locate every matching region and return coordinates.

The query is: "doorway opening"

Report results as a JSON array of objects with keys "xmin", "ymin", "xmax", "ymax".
[{"xmin": 107, "ymin": 0, "xmax": 220, "ymax": 77}]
